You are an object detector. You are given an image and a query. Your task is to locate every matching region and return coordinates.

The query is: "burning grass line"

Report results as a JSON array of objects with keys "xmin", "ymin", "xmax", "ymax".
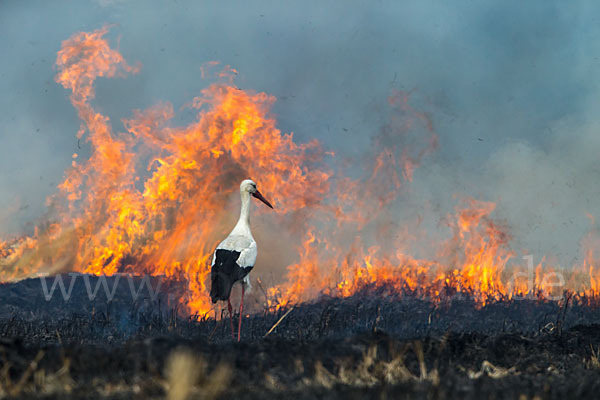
[{"xmin": 264, "ymin": 307, "xmax": 294, "ymax": 338}]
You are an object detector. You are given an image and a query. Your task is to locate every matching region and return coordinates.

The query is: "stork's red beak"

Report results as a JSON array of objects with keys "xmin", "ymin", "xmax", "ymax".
[{"xmin": 252, "ymin": 190, "xmax": 273, "ymax": 209}]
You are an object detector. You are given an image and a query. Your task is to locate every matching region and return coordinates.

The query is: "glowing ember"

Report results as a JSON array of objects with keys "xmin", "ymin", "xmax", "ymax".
[{"xmin": 1, "ymin": 27, "xmax": 599, "ymax": 315}]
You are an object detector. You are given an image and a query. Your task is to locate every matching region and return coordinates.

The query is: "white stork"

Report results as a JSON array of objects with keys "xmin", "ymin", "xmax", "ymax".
[{"xmin": 210, "ymin": 179, "xmax": 273, "ymax": 341}]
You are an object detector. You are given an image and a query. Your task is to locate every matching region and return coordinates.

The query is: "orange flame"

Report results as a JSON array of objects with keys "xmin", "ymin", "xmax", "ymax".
[{"xmin": 2, "ymin": 27, "xmax": 600, "ymax": 314}]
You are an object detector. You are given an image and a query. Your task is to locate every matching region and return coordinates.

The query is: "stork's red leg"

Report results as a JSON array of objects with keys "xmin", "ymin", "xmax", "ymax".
[
  {"xmin": 238, "ymin": 284, "xmax": 245, "ymax": 342},
  {"xmin": 227, "ymin": 298, "xmax": 234, "ymax": 339}
]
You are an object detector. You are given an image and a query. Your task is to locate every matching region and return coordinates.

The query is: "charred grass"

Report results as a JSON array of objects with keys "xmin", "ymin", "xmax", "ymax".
[{"xmin": 1, "ymin": 277, "xmax": 600, "ymax": 399}]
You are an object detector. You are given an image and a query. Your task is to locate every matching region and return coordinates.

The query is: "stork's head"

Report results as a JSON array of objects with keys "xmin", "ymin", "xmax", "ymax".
[{"xmin": 240, "ymin": 179, "xmax": 273, "ymax": 209}]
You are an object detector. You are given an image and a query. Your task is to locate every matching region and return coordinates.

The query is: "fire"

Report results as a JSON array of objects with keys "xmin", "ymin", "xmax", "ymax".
[
  {"xmin": 270, "ymin": 198, "xmax": 512, "ymax": 308},
  {"xmin": 1, "ymin": 27, "xmax": 600, "ymax": 314},
  {"xmin": 1, "ymin": 27, "xmax": 330, "ymax": 315}
]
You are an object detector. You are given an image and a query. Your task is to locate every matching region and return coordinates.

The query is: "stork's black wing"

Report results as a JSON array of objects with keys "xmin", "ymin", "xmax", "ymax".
[{"xmin": 210, "ymin": 249, "xmax": 253, "ymax": 303}]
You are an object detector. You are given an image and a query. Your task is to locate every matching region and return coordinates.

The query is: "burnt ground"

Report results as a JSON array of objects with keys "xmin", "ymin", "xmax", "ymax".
[{"xmin": 0, "ymin": 276, "xmax": 600, "ymax": 399}]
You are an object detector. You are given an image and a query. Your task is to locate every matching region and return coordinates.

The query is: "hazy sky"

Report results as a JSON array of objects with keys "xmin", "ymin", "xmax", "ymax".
[{"xmin": 1, "ymin": 0, "xmax": 600, "ymax": 265}]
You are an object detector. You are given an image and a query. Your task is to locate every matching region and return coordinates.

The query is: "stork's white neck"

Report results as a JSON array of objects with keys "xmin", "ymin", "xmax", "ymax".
[{"xmin": 230, "ymin": 190, "xmax": 252, "ymax": 237}]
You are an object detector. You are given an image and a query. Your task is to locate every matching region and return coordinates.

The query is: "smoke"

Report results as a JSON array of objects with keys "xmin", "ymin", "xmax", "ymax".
[{"xmin": 1, "ymin": 0, "xmax": 600, "ymax": 268}]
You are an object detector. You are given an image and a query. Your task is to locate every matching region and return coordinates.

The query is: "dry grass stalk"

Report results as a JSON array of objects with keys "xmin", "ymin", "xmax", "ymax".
[
  {"xmin": 468, "ymin": 360, "xmax": 517, "ymax": 379},
  {"xmin": 165, "ymin": 348, "xmax": 231, "ymax": 400},
  {"xmin": 0, "ymin": 350, "xmax": 73, "ymax": 397},
  {"xmin": 166, "ymin": 350, "xmax": 201, "ymax": 400},
  {"xmin": 256, "ymin": 277, "xmax": 270, "ymax": 306},
  {"xmin": 264, "ymin": 307, "xmax": 294, "ymax": 337},
  {"xmin": 200, "ymin": 363, "xmax": 231, "ymax": 399},
  {"xmin": 585, "ymin": 345, "xmax": 600, "ymax": 369},
  {"xmin": 306, "ymin": 342, "xmax": 439, "ymax": 390}
]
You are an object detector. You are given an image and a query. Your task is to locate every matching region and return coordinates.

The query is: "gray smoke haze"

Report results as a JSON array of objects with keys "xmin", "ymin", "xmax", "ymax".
[{"xmin": 1, "ymin": 0, "xmax": 599, "ymax": 267}]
